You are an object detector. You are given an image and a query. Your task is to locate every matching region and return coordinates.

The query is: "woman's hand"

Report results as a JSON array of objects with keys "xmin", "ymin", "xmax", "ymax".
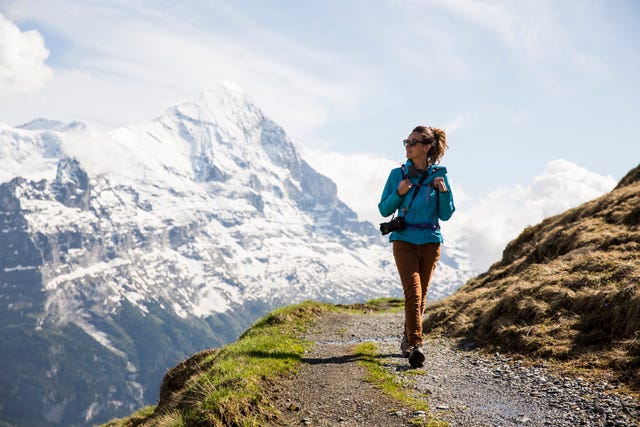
[
  {"xmin": 397, "ymin": 179, "xmax": 413, "ymax": 196},
  {"xmin": 433, "ymin": 177, "xmax": 447, "ymax": 192}
]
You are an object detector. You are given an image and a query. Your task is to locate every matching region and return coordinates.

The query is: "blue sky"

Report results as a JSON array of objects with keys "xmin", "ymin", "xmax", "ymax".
[{"xmin": 1, "ymin": 0, "xmax": 638, "ymax": 270}]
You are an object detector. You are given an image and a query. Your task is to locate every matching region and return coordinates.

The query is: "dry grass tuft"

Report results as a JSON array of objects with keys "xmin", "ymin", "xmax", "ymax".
[{"xmin": 425, "ymin": 164, "xmax": 640, "ymax": 393}]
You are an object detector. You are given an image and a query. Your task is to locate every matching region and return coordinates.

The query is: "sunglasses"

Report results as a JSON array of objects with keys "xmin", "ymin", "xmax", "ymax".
[{"xmin": 403, "ymin": 138, "xmax": 428, "ymax": 147}]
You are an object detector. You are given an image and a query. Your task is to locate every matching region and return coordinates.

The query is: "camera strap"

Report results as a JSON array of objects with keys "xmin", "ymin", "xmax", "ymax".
[{"xmin": 401, "ymin": 170, "xmax": 429, "ymax": 216}]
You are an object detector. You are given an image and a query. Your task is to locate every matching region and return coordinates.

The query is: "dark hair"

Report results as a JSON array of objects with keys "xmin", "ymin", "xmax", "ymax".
[{"xmin": 412, "ymin": 125, "xmax": 448, "ymax": 166}]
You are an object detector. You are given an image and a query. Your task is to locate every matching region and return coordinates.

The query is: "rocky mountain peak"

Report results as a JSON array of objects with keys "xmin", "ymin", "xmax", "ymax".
[
  {"xmin": 52, "ymin": 157, "xmax": 90, "ymax": 209},
  {"xmin": 16, "ymin": 118, "xmax": 87, "ymax": 132},
  {"xmin": 155, "ymin": 83, "xmax": 294, "ymax": 187},
  {"xmin": 168, "ymin": 82, "xmax": 264, "ymax": 146}
]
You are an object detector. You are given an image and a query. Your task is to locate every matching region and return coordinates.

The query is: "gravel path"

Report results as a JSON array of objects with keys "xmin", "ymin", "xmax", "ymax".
[{"xmin": 273, "ymin": 310, "xmax": 640, "ymax": 426}]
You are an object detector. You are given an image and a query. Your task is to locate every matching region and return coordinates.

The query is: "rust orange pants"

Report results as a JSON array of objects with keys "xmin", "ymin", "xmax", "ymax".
[{"xmin": 393, "ymin": 240, "xmax": 441, "ymax": 347}]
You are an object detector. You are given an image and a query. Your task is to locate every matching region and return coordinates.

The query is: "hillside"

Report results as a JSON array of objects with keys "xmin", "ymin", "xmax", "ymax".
[
  {"xmin": 424, "ymin": 164, "xmax": 640, "ymax": 391},
  {"xmin": 105, "ymin": 300, "xmax": 640, "ymax": 426}
]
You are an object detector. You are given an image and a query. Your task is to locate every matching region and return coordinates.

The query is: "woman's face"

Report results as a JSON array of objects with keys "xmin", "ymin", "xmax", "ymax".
[{"xmin": 405, "ymin": 131, "xmax": 431, "ymax": 165}]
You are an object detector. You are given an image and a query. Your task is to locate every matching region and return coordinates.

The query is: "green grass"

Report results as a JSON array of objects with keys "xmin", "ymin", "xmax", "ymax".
[
  {"xmin": 354, "ymin": 342, "xmax": 449, "ymax": 427},
  {"xmin": 103, "ymin": 298, "xmax": 409, "ymax": 427},
  {"xmin": 364, "ymin": 297, "xmax": 405, "ymax": 313},
  {"xmin": 102, "ymin": 405, "xmax": 156, "ymax": 427},
  {"xmin": 102, "ymin": 301, "xmax": 332, "ymax": 427}
]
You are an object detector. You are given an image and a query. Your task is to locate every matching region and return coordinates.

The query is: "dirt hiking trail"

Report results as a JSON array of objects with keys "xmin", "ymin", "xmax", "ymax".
[{"xmin": 272, "ymin": 310, "xmax": 640, "ymax": 427}]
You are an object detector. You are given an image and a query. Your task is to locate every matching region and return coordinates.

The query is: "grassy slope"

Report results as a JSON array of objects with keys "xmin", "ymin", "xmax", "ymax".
[
  {"xmin": 424, "ymin": 165, "xmax": 640, "ymax": 391},
  {"xmin": 102, "ymin": 299, "xmax": 404, "ymax": 427},
  {"xmin": 103, "ymin": 301, "xmax": 332, "ymax": 427}
]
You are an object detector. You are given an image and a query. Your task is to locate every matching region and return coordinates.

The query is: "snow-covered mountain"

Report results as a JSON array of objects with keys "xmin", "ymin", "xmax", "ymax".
[{"xmin": 0, "ymin": 82, "xmax": 474, "ymax": 426}]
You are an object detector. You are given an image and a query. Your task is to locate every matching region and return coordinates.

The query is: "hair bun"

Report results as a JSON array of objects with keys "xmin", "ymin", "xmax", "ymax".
[{"xmin": 431, "ymin": 127, "xmax": 445, "ymax": 142}]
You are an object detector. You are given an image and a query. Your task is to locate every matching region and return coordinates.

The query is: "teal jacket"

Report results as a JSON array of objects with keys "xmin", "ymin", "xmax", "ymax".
[{"xmin": 378, "ymin": 160, "xmax": 455, "ymax": 244}]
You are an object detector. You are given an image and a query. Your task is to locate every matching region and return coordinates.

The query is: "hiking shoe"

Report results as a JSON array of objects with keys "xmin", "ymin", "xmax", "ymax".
[
  {"xmin": 400, "ymin": 335, "xmax": 410, "ymax": 358},
  {"xmin": 408, "ymin": 345, "xmax": 425, "ymax": 368}
]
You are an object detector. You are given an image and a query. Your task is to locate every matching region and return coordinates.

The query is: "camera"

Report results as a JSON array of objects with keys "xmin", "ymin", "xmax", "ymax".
[{"xmin": 379, "ymin": 216, "xmax": 405, "ymax": 235}]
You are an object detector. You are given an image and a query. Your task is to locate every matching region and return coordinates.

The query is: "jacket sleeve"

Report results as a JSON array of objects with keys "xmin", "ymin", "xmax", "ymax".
[
  {"xmin": 437, "ymin": 175, "xmax": 455, "ymax": 221},
  {"xmin": 378, "ymin": 169, "xmax": 403, "ymax": 218}
]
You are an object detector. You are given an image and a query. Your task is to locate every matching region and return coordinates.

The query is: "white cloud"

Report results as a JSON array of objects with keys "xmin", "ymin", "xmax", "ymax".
[
  {"xmin": 438, "ymin": 0, "xmax": 555, "ymax": 57},
  {"xmin": 0, "ymin": 4, "xmax": 361, "ymax": 137},
  {"xmin": 451, "ymin": 159, "xmax": 616, "ymax": 272},
  {"xmin": 433, "ymin": 0, "xmax": 609, "ymax": 85},
  {"xmin": 0, "ymin": 13, "xmax": 52, "ymax": 94},
  {"xmin": 98, "ymin": 23, "xmax": 357, "ymax": 132}
]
